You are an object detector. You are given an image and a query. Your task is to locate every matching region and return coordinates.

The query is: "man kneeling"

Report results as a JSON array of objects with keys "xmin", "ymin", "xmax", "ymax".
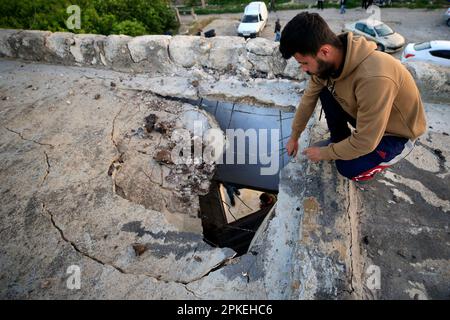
[{"xmin": 280, "ymin": 12, "xmax": 426, "ymax": 181}]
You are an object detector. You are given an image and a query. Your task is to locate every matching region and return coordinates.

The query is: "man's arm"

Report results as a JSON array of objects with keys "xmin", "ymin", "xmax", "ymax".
[
  {"xmin": 318, "ymin": 76, "xmax": 398, "ymax": 161},
  {"xmin": 287, "ymin": 76, "xmax": 324, "ymax": 157},
  {"xmin": 291, "ymin": 76, "xmax": 324, "ymax": 141}
]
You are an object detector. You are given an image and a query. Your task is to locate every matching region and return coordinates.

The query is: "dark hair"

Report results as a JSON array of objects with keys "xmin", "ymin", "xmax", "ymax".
[{"xmin": 279, "ymin": 12, "xmax": 342, "ymax": 59}]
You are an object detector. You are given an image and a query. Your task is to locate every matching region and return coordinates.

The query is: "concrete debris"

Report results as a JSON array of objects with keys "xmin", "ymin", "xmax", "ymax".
[
  {"xmin": 154, "ymin": 149, "xmax": 173, "ymax": 165},
  {"xmin": 144, "ymin": 114, "xmax": 158, "ymax": 133}
]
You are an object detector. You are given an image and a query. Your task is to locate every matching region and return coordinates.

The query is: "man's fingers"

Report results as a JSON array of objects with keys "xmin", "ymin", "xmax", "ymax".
[{"xmin": 292, "ymin": 149, "xmax": 298, "ymax": 157}]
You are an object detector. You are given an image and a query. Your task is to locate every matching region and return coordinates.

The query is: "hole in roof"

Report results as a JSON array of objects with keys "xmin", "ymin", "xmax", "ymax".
[{"xmin": 195, "ymin": 98, "xmax": 295, "ymax": 256}]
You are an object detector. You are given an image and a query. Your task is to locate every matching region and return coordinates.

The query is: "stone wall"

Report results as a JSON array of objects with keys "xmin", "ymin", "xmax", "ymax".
[
  {"xmin": 404, "ymin": 61, "xmax": 450, "ymax": 104},
  {"xmin": 0, "ymin": 29, "xmax": 304, "ymax": 81}
]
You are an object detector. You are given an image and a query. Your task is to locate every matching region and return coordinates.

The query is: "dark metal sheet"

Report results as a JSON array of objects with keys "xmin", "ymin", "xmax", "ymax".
[{"xmin": 199, "ymin": 100, "xmax": 294, "ymax": 192}]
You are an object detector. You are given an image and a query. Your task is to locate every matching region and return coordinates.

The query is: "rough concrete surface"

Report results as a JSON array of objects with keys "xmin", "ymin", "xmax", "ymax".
[
  {"xmin": 0, "ymin": 20, "xmax": 449, "ymax": 299},
  {"xmin": 356, "ymin": 103, "xmax": 450, "ymax": 299},
  {"xmin": 0, "ymin": 59, "xmax": 245, "ymax": 298},
  {"xmin": 0, "ymin": 59, "xmax": 307, "ymax": 299}
]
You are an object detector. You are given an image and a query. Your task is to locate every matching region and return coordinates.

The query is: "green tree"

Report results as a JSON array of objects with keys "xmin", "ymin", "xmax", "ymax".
[{"xmin": 0, "ymin": 0, "xmax": 179, "ymax": 36}]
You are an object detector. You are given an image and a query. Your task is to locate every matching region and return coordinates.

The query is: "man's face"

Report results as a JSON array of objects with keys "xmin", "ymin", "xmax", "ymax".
[{"xmin": 293, "ymin": 52, "xmax": 335, "ymax": 79}]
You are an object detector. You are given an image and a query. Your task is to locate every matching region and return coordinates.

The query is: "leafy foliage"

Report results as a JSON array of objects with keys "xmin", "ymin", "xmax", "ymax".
[{"xmin": 0, "ymin": 0, "xmax": 179, "ymax": 36}]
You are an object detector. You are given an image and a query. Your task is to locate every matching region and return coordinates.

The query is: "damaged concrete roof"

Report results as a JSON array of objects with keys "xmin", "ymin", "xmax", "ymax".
[{"xmin": 0, "ymin": 28, "xmax": 449, "ymax": 299}]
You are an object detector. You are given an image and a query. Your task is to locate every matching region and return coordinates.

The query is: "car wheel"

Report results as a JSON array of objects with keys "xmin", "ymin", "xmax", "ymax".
[
  {"xmin": 376, "ymin": 43, "xmax": 385, "ymax": 52},
  {"xmin": 447, "ymin": 19, "xmax": 450, "ymax": 27}
]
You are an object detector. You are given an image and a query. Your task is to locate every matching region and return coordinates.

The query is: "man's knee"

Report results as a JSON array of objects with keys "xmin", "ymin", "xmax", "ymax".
[
  {"xmin": 335, "ymin": 159, "xmax": 389, "ymax": 181},
  {"xmin": 335, "ymin": 160, "xmax": 354, "ymax": 179}
]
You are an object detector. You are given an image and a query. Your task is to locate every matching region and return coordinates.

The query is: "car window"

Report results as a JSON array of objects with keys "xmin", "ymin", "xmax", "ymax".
[
  {"xmin": 430, "ymin": 50, "xmax": 450, "ymax": 60},
  {"xmin": 259, "ymin": 14, "xmax": 263, "ymax": 21},
  {"xmin": 363, "ymin": 25, "xmax": 376, "ymax": 37},
  {"xmin": 374, "ymin": 24, "xmax": 394, "ymax": 36},
  {"xmin": 413, "ymin": 42, "xmax": 431, "ymax": 51},
  {"xmin": 242, "ymin": 15, "xmax": 258, "ymax": 23},
  {"xmin": 355, "ymin": 23, "xmax": 365, "ymax": 32}
]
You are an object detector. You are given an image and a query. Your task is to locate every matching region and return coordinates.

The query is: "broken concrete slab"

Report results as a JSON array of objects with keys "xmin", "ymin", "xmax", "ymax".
[
  {"xmin": 0, "ymin": 59, "xmax": 239, "ymax": 298},
  {"xmin": 0, "ymin": 29, "xmax": 20, "ymax": 57},
  {"xmin": 186, "ymin": 253, "xmax": 267, "ymax": 299},
  {"xmin": 69, "ymin": 34, "xmax": 107, "ymax": 66},
  {"xmin": 44, "ymin": 32, "xmax": 76, "ymax": 64},
  {"xmin": 0, "ymin": 29, "xmax": 308, "ymax": 82},
  {"xmin": 202, "ymin": 36, "xmax": 250, "ymax": 72},
  {"xmin": 103, "ymin": 34, "xmax": 134, "ymax": 71},
  {"xmin": 282, "ymin": 57, "xmax": 307, "ymax": 81},
  {"xmin": 245, "ymin": 38, "xmax": 286, "ymax": 78},
  {"xmin": 168, "ymin": 35, "xmax": 210, "ymax": 69},
  {"xmin": 1, "ymin": 43, "xmax": 448, "ymax": 300},
  {"xmin": 118, "ymin": 75, "xmax": 199, "ymax": 100},
  {"xmin": 8, "ymin": 30, "xmax": 52, "ymax": 62},
  {"xmin": 198, "ymin": 77, "xmax": 306, "ymax": 108},
  {"xmin": 404, "ymin": 61, "xmax": 450, "ymax": 104},
  {"xmin": 127, "ymin": 35, "xmax": 176, "ymax": 74}
]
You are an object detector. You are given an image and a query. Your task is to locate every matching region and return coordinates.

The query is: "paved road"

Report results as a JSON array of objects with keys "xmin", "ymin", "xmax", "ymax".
[{"xmin": 181, "ymin": 8, "xmax": 450, "ymax": 59}]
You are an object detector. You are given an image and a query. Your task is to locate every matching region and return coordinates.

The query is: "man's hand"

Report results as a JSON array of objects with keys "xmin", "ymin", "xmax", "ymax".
[
  {"xmin": 286, "ymin": 137, "xmax": 299, "ymax": 157},
  {"xmin": 302, "ymin": 147, "xmax": 323, "ymax": 162}
]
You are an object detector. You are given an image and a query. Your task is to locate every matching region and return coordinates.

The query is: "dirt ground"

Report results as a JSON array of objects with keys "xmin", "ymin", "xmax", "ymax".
[{"xmin": 180, "ymin": 7, "xmax": 450, "ymax": 59}]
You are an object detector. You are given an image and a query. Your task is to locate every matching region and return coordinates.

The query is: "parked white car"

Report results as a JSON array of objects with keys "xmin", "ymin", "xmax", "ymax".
[
  {"xmin": 401, "ymin": 40, "xmax": 450, "ymax": 67},
  {"xmin": 343, "ymin": 19, "xmax": 405, "ymax": 53},
  {"xmin": 445, "ymin": 7, "xmax": 450, "ymax": 27},
  {"xmin": 237, "ymin": 1, "xmax": 268, "ymax": 38}
]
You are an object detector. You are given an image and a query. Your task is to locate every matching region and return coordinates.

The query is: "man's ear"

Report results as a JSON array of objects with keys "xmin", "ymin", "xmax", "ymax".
[{"xmin": 317, "ymin": 44, "xmax": 332, "ymax": 58}]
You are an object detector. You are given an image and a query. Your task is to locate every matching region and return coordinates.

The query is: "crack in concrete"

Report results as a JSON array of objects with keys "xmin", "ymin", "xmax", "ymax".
[
  {"xmin": 111, "ymin": 108, "xmax": 122, "ymax": 142},
  {"xmin": 4, "ymin": 126, "xmax": 54, "ymax": 148},
  {"xmin": 40, "ymin": 201, "xmax": 217, "ymax": 289},
  {"xmin": 41, "ymin": 151, "xmax": 50, "ymax": 185},
  {"xmin": 184, "ymin": 285, "xmax": 202, "ymax": 299},
  {"xmin": 346, "ymin": 182, "xmax": 356, "ymax": 295},
  {"xmin": 141, "ymin": 169, "xmax": 174, "ymax": 192},
  {"xmin": 166, "ymin": 42, "xmax": 174, "ymax": 65},
  {"xmin": 41, "ymin": 202, "xmax": 127, "ymax": 274},
  {"xmin": 184, "ymin": 256, "xmax": 235, "ymax": 286},
  {"xmin": 125, "ymin": 42, "xmax": 136, "ymax": 65}
]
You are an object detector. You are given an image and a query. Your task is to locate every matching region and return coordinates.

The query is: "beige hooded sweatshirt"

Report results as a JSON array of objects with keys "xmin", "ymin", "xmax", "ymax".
[{"xmin": 291, "ymin": 32, "xmax": 427, "ymax": 161}]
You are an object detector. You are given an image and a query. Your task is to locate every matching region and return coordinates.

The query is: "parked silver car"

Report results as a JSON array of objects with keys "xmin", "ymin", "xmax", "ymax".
[
  {"xmin": 343, "ymin": 19, "xmax": 405, "ymax": 53},
  {"xmin": 445, "ymin": 7, "xmax": 450, "ymax": 27}
]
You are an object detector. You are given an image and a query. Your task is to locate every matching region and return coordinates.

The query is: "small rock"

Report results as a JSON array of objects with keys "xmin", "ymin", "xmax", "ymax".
[
  {"xmin": 144, "ymin": 114, "xmax": 158, "ymax": 133},
  {"xmin": 155, "ymin": 121, "xmax": 173, "ymax": 134},
  {"xmin": 94, "ymin": 94, "xmax": 101, "ymax": 100},
  {"xmin": 396, "ymin": 250, "xmax": 407, "ymax": 258},
  {"xmin": 132, "ymin": 243, "xmax": 147, "ymax": 256},
  {"xmin": 433, "ymin": 149, "xmax": 445, "ymax": 161},
  {"xmin": 110, "ymin": 81, "xmax": 116, "ymax": 87},
  {"xmin": 191, "ymin": 80, "xmax": 199, "ymax": 88},
  {"xmin": 154, "ymin": 149, "xmax": 173, "ymax": 164},
  {"xmin": 193, "ymin": 256, "xmax": 202, "ymax": 262},
  {"xmin": 443, "ymin": 132, "xmax": 449, "ymax": 136},
  {"xmin": 40, "ymin": 279, "xmax": 52, "ymax": 289},
  {"xmin": 363, "ymin": 236, "xmax": 369, "ymax": 245},
  {"xmin": 66, "ymin": 100, "xmax": 71, "ymax": 105}
]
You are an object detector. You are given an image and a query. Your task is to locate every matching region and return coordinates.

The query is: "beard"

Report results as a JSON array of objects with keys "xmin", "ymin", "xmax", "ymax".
[{"xmin": 307, "ymin": 57, "xmax": 336, "ymax": 79}]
